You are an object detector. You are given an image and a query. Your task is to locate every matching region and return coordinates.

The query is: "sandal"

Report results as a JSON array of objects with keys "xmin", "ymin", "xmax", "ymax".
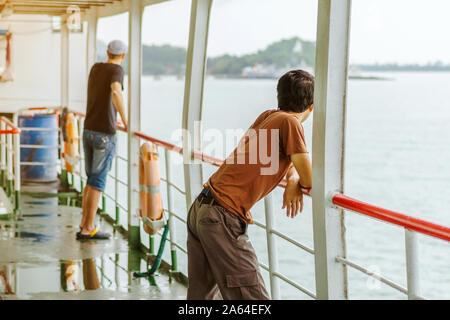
[{"xmin": 76, "ymin": 227, "xmax": 110, "ymax": 240}]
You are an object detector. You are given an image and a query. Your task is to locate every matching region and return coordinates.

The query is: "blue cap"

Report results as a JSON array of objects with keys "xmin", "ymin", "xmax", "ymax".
[{"xmin": 107, "ymin": 40, "xmax": 128, "ymax": 55}]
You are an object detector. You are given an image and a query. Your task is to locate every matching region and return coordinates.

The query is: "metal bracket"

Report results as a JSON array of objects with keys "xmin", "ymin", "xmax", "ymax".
[
  {"xmin": 327, "ymin": 190, "xmax": 341, "ymax": 210},
  {"xmin": 141, "ymin": 210, "xmax": 167, "ymax": 234}
]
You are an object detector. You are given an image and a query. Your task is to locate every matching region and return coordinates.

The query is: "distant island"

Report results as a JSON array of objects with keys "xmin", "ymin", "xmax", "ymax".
[
  {"xmin": 354, "ymin": 62, "xmax": 450, "ymax": 72},
  {"xmin": 96, "ymin": 38, "xmax": 450, "ymax": 78}
]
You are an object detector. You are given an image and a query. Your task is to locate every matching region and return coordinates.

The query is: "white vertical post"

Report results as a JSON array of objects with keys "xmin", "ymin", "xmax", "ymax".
[
  {"xmin": 61, "ymin": 15, "xmax": 70, "ymax": 183},
  {"xmin": 13, "ymin": 132, "xmax": 20, "ymax": 210},
  {"xmin": 182, "ymin": 0, "xmax": 212, "ymax": 208},
  {"xmin": 61, "ymin": 16, "xmax": 70, "ymax": 109},
  {"xmin": 84, "ymin": 9, "xmax": 95, "ymax": 188},
  {"xmin": 405, "ymin": 229, "xmax": 420, "ymax": 299},
  {"xmin": 127, "ymin": 0, "xmax": 143, "ymax": 248},
  {"xmin": 86, "ymin": 9, "xmax": 98, "ymax": 76},
  {"xmin": 7, "ymin": 133, "xmax": 13, "ymax": 183},
  {"xmin": 114, "ymin": 141, "xmax": 119, "ymax": 225},
  {"xmin": 165, "ymin": 149, "xmax": 177, "ymax": 271},
  {"xmin": 311, "ymin": 0, "xmax": 352, "ymax": 300},
  {"xmin": 1, "ymin": 122, "xmax": 6, "ymax": 182},
  {"xmin": 264, "ymin": 194, "xmax": 280, "ymax": 300}
]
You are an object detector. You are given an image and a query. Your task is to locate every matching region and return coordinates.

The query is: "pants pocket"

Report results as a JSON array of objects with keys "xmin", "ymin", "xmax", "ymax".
[
  {"xmin": 93, "ymin": 134, "xmax": 110, "ymax": 150},
  {"xmin": 220, "ymin": 207, "xmax": 246, "ymax": 241},
  {"xmin": 226, "ymin": 271, "xmax": 265, "ymax": 300}
]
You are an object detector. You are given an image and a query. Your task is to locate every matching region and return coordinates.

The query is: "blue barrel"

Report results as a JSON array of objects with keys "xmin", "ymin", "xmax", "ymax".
[{"xmin": 19, "ymin": 114, "xmax": 58, "ymax": 182}]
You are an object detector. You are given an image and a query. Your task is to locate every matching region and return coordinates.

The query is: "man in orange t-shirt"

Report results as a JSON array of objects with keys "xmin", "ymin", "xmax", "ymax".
[{"xmin": 187, "ymin": 70, "xmax": 314, "ymax": 300}]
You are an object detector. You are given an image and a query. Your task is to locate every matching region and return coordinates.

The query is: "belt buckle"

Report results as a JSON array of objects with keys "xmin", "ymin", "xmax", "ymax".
[{"xmin": 198, "ymin": 188, "xmax": 215, "ymax": 206}]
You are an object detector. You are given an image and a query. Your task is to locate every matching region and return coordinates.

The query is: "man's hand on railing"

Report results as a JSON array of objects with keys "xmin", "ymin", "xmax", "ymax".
[
  {"xmin": 282, "ymin": 177, "xmax": 304, "ymax": 218},
  {"xmin": 116, "ymin": 120, "xmax": 127, "ymax": 132}
]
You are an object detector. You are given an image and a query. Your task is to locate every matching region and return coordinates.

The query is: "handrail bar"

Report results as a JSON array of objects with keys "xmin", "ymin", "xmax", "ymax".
[
  {"xmin": 332, "ymin": 193, "xmax": 450, "ymax": 242},
  {"xmin": 134, "ymin": 131, "xmax": 183, "ymax": 155},
  {"xmin": 68, "ymin": 109, "xmax": 450, "ymax": 243},
  {"xmin": 0, "ymin": 116, "xmax": 21, "ymax": 134},
  {"xmin": 132, "ymin": 130, "xmax": 450, "ymax": 243}
]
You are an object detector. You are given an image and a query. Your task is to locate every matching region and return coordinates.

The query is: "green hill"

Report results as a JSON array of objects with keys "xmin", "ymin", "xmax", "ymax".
[
  {"xmin": 96, "ymin": 37, "xmax": 315, "ymax": 76},
  {"xmin": 207, "ymin": 37, "xmax": 315, "ymax": 76}
]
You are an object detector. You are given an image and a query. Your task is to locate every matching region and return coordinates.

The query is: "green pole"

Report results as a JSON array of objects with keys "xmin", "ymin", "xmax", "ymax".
[
  {"xmin": 7, "ymin": 180, "xmax": 12, "ymax": 197},
  {"xmin": 128, "ymin": 249, "xmax": 141, "ymax": 272},
  {"xmin": 14, "ymin": 190, "xmax": 20, "ymax": 211},
  {"xmin": 102, "ymin": 195, "xmax": 106, "ymax": 213},
  {"xmin": 149, "ymin": 236, "xmax": 155, "ymax": 255},
  {"xmin": 171, "ymin": 250, "xmax": 178, "ymax": 272},
  {"xmin": 71, "ymin": 173, "xmax": 75, "ymax": 189},
  {"xmin": 129, "ymin": 226, "xmax": 140, "ymax": 249},
  {"xmin": 61, "ymin": 169, "xmax": 68, "ymax": 187},
  {"xmin": 115, "ymin": 205, "xmax": 120, "ymax": 226}
]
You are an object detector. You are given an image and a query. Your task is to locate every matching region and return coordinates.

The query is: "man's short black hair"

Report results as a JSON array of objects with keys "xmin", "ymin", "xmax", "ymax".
[{"xmin": 277, "ymin": 69, "xmax": 314, "ymax": 113}]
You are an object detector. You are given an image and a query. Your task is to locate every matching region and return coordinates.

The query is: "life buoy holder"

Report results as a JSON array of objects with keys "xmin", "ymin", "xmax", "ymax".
[
  {"xmin": 63, "ymin": 112, "xmax": 79, "ymax": 173},
  {"xmin": 139, "ymin": 142, "xmax": 164, "ymax": 235}
]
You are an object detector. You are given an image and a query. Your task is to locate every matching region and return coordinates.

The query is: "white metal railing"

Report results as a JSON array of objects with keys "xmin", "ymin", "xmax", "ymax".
[
  {"xmin": 129, "ymin": 132, "xmax": 450, "ymax": 300},
  {"xmin": 66, "ymin": 110, "xmax": 450, "ymax": 300},
  {"xmin": 69, "ymin": 112, "xmax": 317, "ymax": 294},
  {"xmin": 0, "ymin": 116, "xmax": 21, "ymax": 212}
]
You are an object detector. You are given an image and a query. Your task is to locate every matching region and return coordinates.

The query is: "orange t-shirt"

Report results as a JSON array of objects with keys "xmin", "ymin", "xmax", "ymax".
[{"xmin": 205, "ymin": 109, "xmax": 308, "ymax": 224}]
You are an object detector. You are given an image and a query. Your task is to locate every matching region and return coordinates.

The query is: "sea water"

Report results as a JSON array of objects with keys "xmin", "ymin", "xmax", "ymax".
[{"xmin": 107, "ymin": 72, "xmax": 450, "ymax": 299}]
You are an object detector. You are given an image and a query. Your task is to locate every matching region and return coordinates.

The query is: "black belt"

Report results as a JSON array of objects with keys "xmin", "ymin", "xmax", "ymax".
[{"xmin": 199, "ymin": 187, "xmax": 220, "ymax": 206}]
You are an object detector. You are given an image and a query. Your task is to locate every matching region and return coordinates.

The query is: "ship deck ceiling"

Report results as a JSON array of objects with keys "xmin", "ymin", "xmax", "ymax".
[{"xmin": 1, "ymin": 0, "xmax": 119, "ymax": 15}]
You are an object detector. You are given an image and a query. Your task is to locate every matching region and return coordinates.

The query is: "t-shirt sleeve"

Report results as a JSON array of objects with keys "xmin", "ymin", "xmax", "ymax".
[
  {"xmin": 111, "ymin": 67, "xmax": 124, "ymax": 90},
  {"xmin": 280, "ymin": 117, "xmax": 308, "ymax": 156}
]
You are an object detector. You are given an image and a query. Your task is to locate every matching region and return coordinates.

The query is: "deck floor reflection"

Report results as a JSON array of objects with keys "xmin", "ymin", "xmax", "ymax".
[{"xmin": 0, "ymin": 188, "xmax": 187, "ymax": 300}]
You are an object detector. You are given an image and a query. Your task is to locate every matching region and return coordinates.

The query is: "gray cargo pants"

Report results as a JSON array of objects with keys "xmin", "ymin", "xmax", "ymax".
[{"xmin": 186, "ymin": 193, "xmax": 270, "ymax": 300}]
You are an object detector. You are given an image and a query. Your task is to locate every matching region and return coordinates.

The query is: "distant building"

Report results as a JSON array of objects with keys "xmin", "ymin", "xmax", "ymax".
[
  {"xmin": 242, "ymin": 62, "xmax": 314, "ymax": 79},
  {"xmin": 241, "ymin": 64, "xmax": 278, "ymax": 79}
]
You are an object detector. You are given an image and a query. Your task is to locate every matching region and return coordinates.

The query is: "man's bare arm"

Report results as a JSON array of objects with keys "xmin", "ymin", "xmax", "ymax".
[
  {"xmin": 283, "ymin": 164, "xmax": 303, "ymax": 218},
  {"xmin": 290, "ymin": 153, "xmax": 312, "ymax": 189},
  {"xmin": 282, "ymin": 153, "xmax": 312, "ymax": 218},
  {"xmin": 111, "ymin": 81, "xmax": 128, "ymax": 130}
]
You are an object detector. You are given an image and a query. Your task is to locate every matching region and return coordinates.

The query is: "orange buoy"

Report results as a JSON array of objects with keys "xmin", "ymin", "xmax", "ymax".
[
  {"xmin": 64, "ymin": 112, "xmax": 79, "ymax": 173},
  {"xmin": 139, "ymin": 142, "xmax": 163, "ymax": 235},
  {"xmin": 139, "ymin": 152, "xmax": 147, "ymax": 225}
]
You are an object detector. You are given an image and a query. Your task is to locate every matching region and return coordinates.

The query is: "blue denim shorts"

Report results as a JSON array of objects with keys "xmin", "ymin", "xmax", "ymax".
[{"xmin": 83, "ymin": 130, "xmax": 117, "ymax": 192}]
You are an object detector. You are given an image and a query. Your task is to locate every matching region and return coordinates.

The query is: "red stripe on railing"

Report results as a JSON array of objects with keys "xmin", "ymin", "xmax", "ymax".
[
  {"xmin": 332, "ymin": 193, "xmax": 450, "ymax": 242},
  {"xmin": 136, "ymin": 132, "xmax": 448, "ymax": 242},
  {"xmin": 27, "ymin": 107, "xmax": 48, "ymax": 111},
  {"xmin": 134, "ymin": 131, "xmax": 183, "ymax": 155},
  {"xmin": 192, "ymin": 150, "xmax": 223, "ymax": 167},
  {"xmin": 71, "ymin": 111, "xmax": 86, "ymax": 118},
  {"xmin": 0, "ymin": 116, "xmax": 21, "ymax": 134}
]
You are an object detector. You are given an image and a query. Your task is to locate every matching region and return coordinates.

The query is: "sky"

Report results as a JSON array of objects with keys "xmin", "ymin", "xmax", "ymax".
[{"xmin": 96, "ymin": 0, "xmax": 450, "ymax": 65}]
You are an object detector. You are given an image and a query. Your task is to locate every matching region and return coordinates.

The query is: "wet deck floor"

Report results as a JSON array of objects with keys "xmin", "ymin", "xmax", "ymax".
[{"xmin": 0, "ymin": 185, "xmax": 187, "ymax": 300}]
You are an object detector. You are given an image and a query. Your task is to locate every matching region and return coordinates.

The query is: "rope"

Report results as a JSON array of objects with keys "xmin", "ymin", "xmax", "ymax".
[{"xmin": 133, "ymin": 223, "xmax": 170, "ymax": 279}]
